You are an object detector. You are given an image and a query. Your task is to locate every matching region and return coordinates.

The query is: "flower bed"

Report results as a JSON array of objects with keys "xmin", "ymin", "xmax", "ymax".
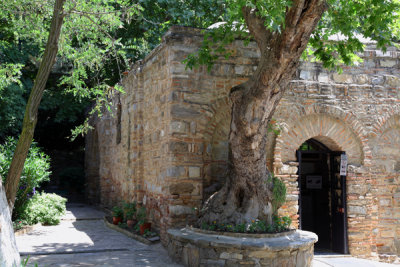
[
  {"xmin": 104, "ymin": 216, "xmax": 159, "ymax": 245},
  {"xmin": 199, "ymin": 216, "xmax": 292, "ymax": 233}
]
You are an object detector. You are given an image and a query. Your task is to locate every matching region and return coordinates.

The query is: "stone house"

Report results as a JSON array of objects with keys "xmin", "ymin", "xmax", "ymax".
[{"xmin": 85, "ymin": 26, "xmax": 400, "ymax": 262}]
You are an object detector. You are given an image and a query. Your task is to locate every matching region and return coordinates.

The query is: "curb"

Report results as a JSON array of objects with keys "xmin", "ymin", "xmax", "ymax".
[
  {"xmin": 14, "ymin": 223, "xmax": 41, "ymax": 236},
  {"xmin": 103, "ymin": 216, "xmax": 159, "ymax": 245}
]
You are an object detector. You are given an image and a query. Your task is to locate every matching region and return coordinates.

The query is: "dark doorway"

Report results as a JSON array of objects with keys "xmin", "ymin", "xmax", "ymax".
[{"xmin": 297, "ymin": 138, "xmax": 349, "ymax": 254}]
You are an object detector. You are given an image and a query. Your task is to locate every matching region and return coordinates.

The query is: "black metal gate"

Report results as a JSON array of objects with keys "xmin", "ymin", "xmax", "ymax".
[{"xmin": 297, "ymin": 148, "xmax": 348, "ymax": 254}]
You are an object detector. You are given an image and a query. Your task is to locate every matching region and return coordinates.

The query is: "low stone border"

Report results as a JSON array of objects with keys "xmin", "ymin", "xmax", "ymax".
[
  {"xmin": 14, "ymin": 223, "xmax": 41, "ymax": 236},
  {"xmin": 103, "ymin": 216, "xmax": 159, "ymax": 245},
  {"xmin": 167, "ymin": 227, "xmax": 318, "ymax": 267}
]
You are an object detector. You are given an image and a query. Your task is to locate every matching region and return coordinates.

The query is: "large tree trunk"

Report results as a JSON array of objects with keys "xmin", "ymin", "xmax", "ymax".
[
  {"xmin": 5, "ymin": 0, "xmax": 66, "ymax": 210},
  {"xmin": 200, "ymin": 0, "xmax": 327, "ymax": 225}
]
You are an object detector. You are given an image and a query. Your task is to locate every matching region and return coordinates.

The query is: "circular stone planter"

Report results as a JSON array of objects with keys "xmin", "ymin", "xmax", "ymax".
[{"xmin": 167, "ymin": 227, "xmax": 318, "ymax": 267}]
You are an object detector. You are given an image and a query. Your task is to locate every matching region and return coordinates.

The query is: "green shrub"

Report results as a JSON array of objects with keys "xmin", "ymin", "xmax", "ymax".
[
  {"xmin": 21, "ymin": 192, "xmax": 66, "ymax": 225},
  {"xmin": 112, "ymin": 206, "xmax": 123, "ymax": 218},
  {"xmin": 0, "ymin": 137, "xmax": 51, "ymax": 219},
  {"xmin": 123, "ymin": 201, "xmax": 137, "ymax": 220},
  {"xmin": 271, "ymin": 175, "xmax": 287, "ymax": 215}
]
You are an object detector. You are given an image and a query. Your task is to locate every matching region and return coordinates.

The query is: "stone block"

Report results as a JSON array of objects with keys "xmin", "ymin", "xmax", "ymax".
[
  {"xmin": 376, "ymin": 50, "xmax": 392, "ymax": 57},
  {"xmin": 317, "ymin": 73, "xmax": 329, "ymax": 83},
  {"xmin": 219, "ymin": 252, "xmax": 243, "ymax": 260},
  {"xmin": 183, "ymin": 244, "xmax": 200, "ymax": 267},
  {"xmin": 348, "ymin": 184, "xmax": 368, "ymax": 195},
  {"xmin": 169, "ymin": 205, "xmax": 196, "ymax": 216},
  {"xmin": 379, "ymin": 199, "xmax": 391, "ymax": 207},
  {"xmin": 200, "ymin": 247, "xmax": 218, "ymax": 259},
  {"xmin": 170, "ymin": 121, "xmax": 187, "ymax": 134},
  {"xmin": 248, "ymin": 251, "xmax": 276, "ymax": 258},
  {"xmin": 169, "ymin": 141, "xmax": 188, "ymax": 153},
  {"xmin": 169, "ymin": 183, "xmax": 195, "ymax": 194},
  {"xmin": 385, "ymin": 75, "xmax": 400, "ymax": 87},
  {"xmin": 348, "ymin": 205, "xmax": 367, "ymax": 215},
  {"xmin": 372, "ymin": 76, "xmax": 384, "ymax": 85},
  {"xmin": 171, "ymin": 105, "xmax": 201, "ymax": 118},
  {"xmin": 189, "ymin": 167, "xmax": 201, "ymax": 178},
  {"xmin": 300, "ymin": 70, "xmax": 314, "ymax": 80},
  {"xmin": 332, "ymin": 73, "xmax": 353, "ymax": 83},
  {"xmin": 355, "ymin": 74, "xmax": 369, "ymax": 84},
  {"xmin": 234, "ymin": 65, "xmax": 245, "ymax": 75},
  {"xmin": 167, "ymin": 166, "xmax": 186, "ymax": 177},
  {"xmin": 380, "ymin": 59, "xmax": 397, "ymax": 68}
]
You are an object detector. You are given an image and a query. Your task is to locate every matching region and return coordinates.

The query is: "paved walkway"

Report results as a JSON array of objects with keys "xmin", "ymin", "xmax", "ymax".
[
  {"xmin": 312, "ymin": 255, "xmax": 397, "ymax": 267},
  {"xmin": 16, "ymin": 203, "xmax": 398, "ymax": 266},
  {"xmin": 17, "ymin": 203, "xmax": 181, "ymax": 267}
]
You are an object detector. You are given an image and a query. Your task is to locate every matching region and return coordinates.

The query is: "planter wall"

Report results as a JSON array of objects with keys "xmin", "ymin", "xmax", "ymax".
[{"xmin": 167, "ymin": 227, "xmax": 317, "ymax": 267}]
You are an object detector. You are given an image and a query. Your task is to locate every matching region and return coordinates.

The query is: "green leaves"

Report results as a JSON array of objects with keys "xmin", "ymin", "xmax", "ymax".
[
  {"xmin": 0, "ymin": 137, "xmax": 51, "ymax": 219},
  {"xmin": 187, "ymin": 0, "xmax": 399, "ymax": 72},
  {"xmin": 0, "ymin": 63, "xmax": 23, "ymax": 90},
  {"xmin": 21, "ymin": 192, "xmax": 67, "ymax": 225},
  {"xmin": 306, "ymin": 0, "xmax": 400, "ymax": 70}
]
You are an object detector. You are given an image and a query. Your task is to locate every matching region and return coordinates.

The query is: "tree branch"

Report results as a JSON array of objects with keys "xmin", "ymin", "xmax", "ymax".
[{"xmin": 242, "ymin": 6, "xmax": 273, "ymax": 51}]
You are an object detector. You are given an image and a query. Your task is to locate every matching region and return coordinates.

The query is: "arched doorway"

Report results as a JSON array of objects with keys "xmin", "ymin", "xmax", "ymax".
[{"xmin": 297, "ymin": 138, "xmax": 349, "ymax": 254}]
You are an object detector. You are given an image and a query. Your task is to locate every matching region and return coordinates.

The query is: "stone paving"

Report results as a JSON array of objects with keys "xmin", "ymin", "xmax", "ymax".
[
  {"xmin": 312, "ymin": 255, "xmax": 398, "ymax": 267},
  {"xmin": 17, "ymin": 203, "xmax": 181, "ymax": 267},
  {"xmin": 16, "ymin": 203, "xmax": 398, "ymax": 267}
]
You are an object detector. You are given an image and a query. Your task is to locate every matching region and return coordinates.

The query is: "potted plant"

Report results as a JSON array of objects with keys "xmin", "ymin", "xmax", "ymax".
[
  {"xmin": 137, "ymin": 206, "xmax": 151, "ymax": 235},
  {"xmin": 123, "ymin": 201, "xmax": 137, "ymax": 228},
  {"xmin": 112, "ymin": 206, "xmax": 123, "ymax": 225}
]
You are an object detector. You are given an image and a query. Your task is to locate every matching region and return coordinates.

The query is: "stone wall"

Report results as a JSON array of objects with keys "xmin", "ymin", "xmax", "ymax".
[
  {"xmin": 167, "ymin": 228, "xmax": 317, "ymax": 267},
  {"xmin": 86, "ymin": 26, "xmax": 400, "ymax": 261}
]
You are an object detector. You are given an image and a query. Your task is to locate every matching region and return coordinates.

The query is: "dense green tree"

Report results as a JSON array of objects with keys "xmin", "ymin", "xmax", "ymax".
[
  {"xmin": 0, "ymin": 0, "xmax": 225, "ymax": 210},
  {"xmin": 186, "ymin": 0, "xmax": 400, "ymax": 225},
  {"xmin": 0, "ymin": 0, "xmax": 142, "ymax": 209}
]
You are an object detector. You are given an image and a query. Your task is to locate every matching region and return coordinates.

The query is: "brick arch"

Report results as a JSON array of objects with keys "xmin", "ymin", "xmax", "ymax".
[
  {"xmin": 373, "ymin": 114, "xmax": 400, "ymax": 171},
  {"xmin": 370, "ymin": 106, "xmax": 400, "ymax": 137},
  {"xmin": 201, "ymin": 97, "xmax": 232, "ymax": 142},
  {"xmin": 274, "ymin": 105, "xmax": 370, "ymax": 166},
  {"xmin": 200, "ymin": 97, "xmax": 232, "ymax": 198}
]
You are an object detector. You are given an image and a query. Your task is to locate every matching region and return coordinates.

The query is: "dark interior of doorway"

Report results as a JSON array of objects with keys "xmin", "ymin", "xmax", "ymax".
[{"xmin": 297, "ymin": 138, "xmax": 348, "ymax": 254}]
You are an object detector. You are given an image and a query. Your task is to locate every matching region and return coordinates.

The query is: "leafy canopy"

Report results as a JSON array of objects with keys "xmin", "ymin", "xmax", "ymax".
[
  {"xmin": 0, "ymin": 0, "xmax": 225, "ymax": 139},
  {"xmin": 185, "ymin": 0, "xmax": 400, "ymax": 71}
]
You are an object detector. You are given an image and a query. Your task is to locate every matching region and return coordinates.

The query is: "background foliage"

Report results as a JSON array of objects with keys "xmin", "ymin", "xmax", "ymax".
[
  {"xmin": 0, "ymin": 137, "xmax": 51, "ymax": 219},
  {"xmin": 185, "ymin": 0, "xmax": 400, "ymax": 71}
]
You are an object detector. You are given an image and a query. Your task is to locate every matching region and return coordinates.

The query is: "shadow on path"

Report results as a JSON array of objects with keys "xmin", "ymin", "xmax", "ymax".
[{"xmin": 16, "ymin": 203, "xmax": 182, "ymax": 267}]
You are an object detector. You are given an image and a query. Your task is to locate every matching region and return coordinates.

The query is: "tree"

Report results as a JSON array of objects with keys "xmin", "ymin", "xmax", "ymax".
[
  {"xmin": 4, "ymin": 0, "xmax": 66, "ymax": 210},
  {"xmin": 186, "ymin": 0, "xmax": 400, "ymax": 225},
  {"xmin": 0, "ymin": 0, "xmax": 143, "ymax": 210},
  {"xmin": 0, "ymin": 0, "xmax": 225, "ymax": 211}
]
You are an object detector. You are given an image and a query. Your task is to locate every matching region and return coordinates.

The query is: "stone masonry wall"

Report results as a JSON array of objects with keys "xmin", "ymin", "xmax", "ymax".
[{"xmin": 86, "ymin": 26, "xmax": 400, "ymax": 261}]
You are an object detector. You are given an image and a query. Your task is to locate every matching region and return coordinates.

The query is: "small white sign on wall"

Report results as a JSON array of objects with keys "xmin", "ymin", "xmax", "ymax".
[{"xmin": 340, "ymin": 154, "xmax": 348, "ymax": 176}]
